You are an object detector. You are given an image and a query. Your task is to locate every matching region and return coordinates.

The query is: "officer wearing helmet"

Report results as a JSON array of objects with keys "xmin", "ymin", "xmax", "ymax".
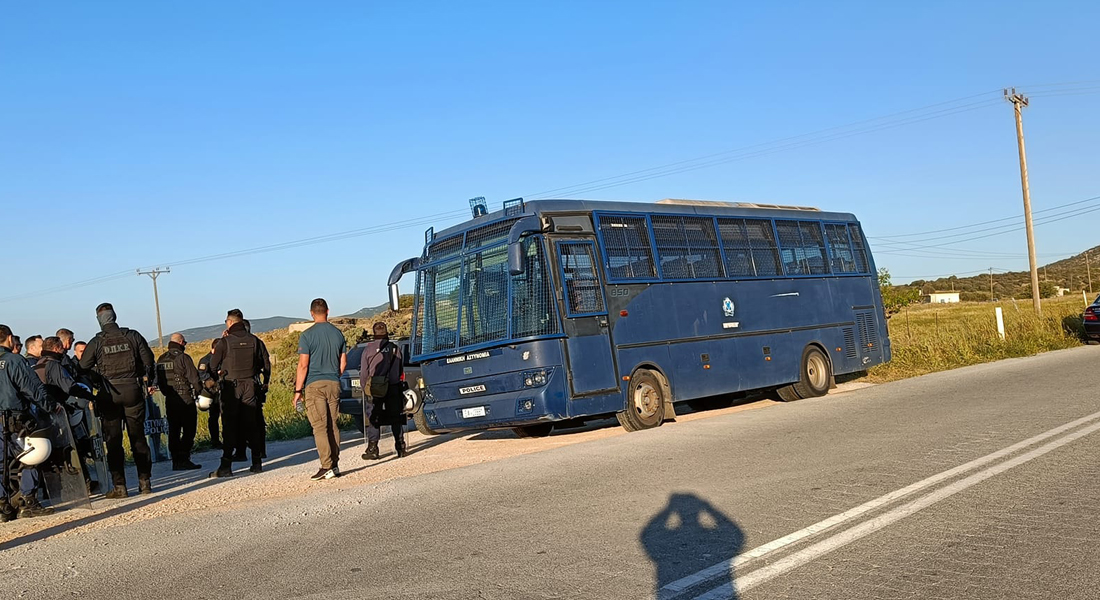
[
  {"xmin": 208, "ymin": 310, "xmax": 269, "ymax": 477},
  {"xmin": 0, "ymin": 324, "xmax": 56, "ymax": 520},
  {"xmin": 78, "ymin": 302, "xmax": 157, "ymax": 498},
  {"xmin": 156, "ymin": 333, "xmax": 203, "ymax": 471}
]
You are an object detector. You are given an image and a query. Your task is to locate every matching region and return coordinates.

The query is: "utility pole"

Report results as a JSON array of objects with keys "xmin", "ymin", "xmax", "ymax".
[
  {"xmin": 1087, "ymin": 250, "xmax": 1093, "ymax": 295},
  {"xmin": 1005, "ymin": 88, "xmax": 1041, "ymax": 315},
  {"xmin": 989, "ymin": 267, "xmax": 995, "ymax": 300},
  {"xmin": 137, "ymin": 267, "xmax": 170, "ymax": 349}
]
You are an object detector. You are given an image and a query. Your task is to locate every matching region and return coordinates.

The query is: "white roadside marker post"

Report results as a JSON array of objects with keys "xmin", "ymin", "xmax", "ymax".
[{"xmin": 995, "ymin": 306, "xmax": 1006, "ymax": 341}]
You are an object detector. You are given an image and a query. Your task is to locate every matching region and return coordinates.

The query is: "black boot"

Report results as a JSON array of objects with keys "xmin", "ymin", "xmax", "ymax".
[
  {"xmin": 138, "ymin": 478, "xmax": 153, "ymax": 495},
  {"xmin": 249, "ymin": 462, "xmax": 263, "ymax": 474},
  {"xmin": 209, "ymin": 460, "xmax": 233, "ymax": 479},
  {"xmin": 362, "ymin": 441, "xmax": 380, "ymax": 460},
  {"xmin": 18, "ymin": 500, "xmax": 55, "ymax": 519},
  {"xmin": 395, "ymin": 443, "xmax": 408, "ymax": 458},
  {"xmin": 105, "ymin": 485, "xmax": 129, "ymax": 499}
]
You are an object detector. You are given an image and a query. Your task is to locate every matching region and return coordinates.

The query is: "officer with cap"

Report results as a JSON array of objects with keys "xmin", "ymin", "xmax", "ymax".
[
  {"xmin": 208, "ymin": 310, "xmax": 269, "ymax": 477},
  {"xmin": 0, "ymin": 324, "xmax": 56, "ymax": 520},
  {"xmin": 78, "ymin": 302, "xmax": 157, "ymax": 497},
  {"xmin": 156, "ymin": 333, "xmax": 203, "ymax": 471}
]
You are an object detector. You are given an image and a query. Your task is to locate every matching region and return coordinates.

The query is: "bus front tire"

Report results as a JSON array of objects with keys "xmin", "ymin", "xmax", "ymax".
[
  {"xmin": 513, "ymin": 424, "xmax": 554, "ymax": 438},
  {"xmin": 412, "ymin": 408, "xmax": 440, "ymax": 436},
  {"xmin": 617, "ymin": 369, "xmax": 666, "ymax": 432}
]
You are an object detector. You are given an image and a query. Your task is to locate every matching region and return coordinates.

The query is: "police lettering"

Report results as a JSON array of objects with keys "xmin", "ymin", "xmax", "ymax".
[{"xmin": 103, "ymin": 343, "xmax": 132, "ymax": 354}]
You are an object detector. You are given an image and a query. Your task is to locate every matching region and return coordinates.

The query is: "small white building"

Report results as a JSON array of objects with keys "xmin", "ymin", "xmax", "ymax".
[{"xmin": 925, "ymin": 291, "xmax": 960, "ymax": 304}]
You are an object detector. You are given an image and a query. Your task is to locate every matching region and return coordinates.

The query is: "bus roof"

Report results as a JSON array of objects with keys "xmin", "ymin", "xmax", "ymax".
[{"xmin": 429, "ymin": 198, "xmax": 860, "ymax": 241}]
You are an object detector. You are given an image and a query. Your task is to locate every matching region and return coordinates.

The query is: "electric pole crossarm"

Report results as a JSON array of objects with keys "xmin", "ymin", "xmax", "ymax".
[{"xmin": 137, "ymin": 267, "xmax": 170, "ymax": 349}]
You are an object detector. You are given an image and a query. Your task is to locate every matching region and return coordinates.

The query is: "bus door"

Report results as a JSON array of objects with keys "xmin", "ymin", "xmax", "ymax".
[{"xmin": 555, "ymin": 239, "xmax": 619, "ymax": 396}]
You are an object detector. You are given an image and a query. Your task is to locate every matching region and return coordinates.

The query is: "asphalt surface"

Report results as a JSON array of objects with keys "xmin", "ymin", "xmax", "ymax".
[{"xmin": 3, "ymin": 345, "xmax": 1100, "ymax": 599}]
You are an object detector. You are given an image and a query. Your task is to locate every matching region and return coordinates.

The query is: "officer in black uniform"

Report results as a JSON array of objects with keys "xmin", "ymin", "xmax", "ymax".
[
  {"xmin": 208, "ymin": 311, "xmax": 269, "ymax": 477},
  {"xmin": 197, "ymin": 340, "xmax": 221, "ymax": 449},
  {"xmin": 0, "ymin": 324, "xmax": 55, "ymax": 520},
  {"xmin": 34, "ymin": 336, "xmax": 98, "ymax": 492},
  {"xmin": 156, "ymin": 333, "xmax": 203, "ymax": 471},
  {"xmin": 78, "ymin": 303, "xmax": 157, "ymax": 498},
  {"xmin": 235, "ymin": 319, "xmax": 271, "ymax": 461}
]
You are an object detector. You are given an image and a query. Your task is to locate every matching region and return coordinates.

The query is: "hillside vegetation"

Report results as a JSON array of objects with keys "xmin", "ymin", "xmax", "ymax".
[
  {"xmin": 900, "ymin": 244, "xmax": 1100, "ymax": 300},
  {"xmin": 868, "ymin": 295, "xmax": 1091, "ymax": 382}
]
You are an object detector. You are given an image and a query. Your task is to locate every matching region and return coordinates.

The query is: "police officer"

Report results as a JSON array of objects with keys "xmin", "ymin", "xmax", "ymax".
[
  {"xmin": 208, "ymin": 311, "xmax": 269, "ymax": 477},
  {"xmin": 34, "ymin": 336, "xmax": 97, "ymax": 492},
  {"xmin": 156, "ymin": 333, "xmax": 203, "ymax": 471},
  {"xmin": 236, "ymin": 319, "xmax": 271, "ymax": 461},
  {"xmin": 197, "ymin": 340, "xmax": 221, "ymax": 449},
  {"xmin": 0, "ymin": 324, "xmax": 55, "ymax": 520},
  {"xmin": 78, "ymin": 303, "xmax": 157, "ymax": 498}
]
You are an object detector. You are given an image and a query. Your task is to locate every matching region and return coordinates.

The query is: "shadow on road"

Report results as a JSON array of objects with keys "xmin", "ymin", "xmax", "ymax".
[{"xmin": 641, "ymin": 493, "xmax": 744, "ymax": 600}]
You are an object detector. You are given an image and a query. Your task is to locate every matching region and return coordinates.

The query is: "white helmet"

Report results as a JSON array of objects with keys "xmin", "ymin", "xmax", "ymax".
[
  {"xmin": 402, "ymin": 388, "xmax": 422, "ymax": 415},
  {"xmin": 196, "ymin": 394, "xmax": 215, "ymax": 411},
  {"xmin": 16, "ymin": 429, "xmax": 53, "ymax": 466}
]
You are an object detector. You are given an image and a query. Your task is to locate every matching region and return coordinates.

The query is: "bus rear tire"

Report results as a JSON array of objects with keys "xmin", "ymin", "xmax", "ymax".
[
  {"xmin": 792, "ymin": 346, "xmax": 832, "ymax": 399},
  {"xmin": 617, "ymin": 369, "xmax": 666, "ymax": 432},
  {"xmin": 513, "ymin": 423, "xmax": 554, "ymax": 438}
]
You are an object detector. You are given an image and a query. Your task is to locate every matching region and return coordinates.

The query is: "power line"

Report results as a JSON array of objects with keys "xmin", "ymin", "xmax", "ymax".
[
  {"xmin": 870, "ymin": 194, "xmax": 1100, "ymax": 240},
  {"xmin": 524, "ymin": 89, "xmax": 1004, "ymax": 199},
  {"xmin": 531, "ymin": 99, "xmax": 1003, "ymax": 199}
]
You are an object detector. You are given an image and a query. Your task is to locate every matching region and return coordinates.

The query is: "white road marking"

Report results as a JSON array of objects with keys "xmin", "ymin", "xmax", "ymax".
[
  {"xmin": 693, "ymin": 417, "xmax": 1100, "ymax": 599},
  {"xmin": 657, "ymin": 409, "xmax": 1100, "ymax": 600}
]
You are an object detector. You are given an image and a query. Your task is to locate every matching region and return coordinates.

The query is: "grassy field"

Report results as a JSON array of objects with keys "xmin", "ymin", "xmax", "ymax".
[{"xmin": 867, "ymin": 294, "xmax": 1092, "ymax": 383}]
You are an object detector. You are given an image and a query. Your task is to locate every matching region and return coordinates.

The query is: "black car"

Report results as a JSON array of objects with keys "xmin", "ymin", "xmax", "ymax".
[
  {"xmin": 1084, "ymin": 295, "xmax": 1100, "ymax": 343},
  {"xmin": 339, "ymin": 339, "xmax": 438, "ymax": 435}
]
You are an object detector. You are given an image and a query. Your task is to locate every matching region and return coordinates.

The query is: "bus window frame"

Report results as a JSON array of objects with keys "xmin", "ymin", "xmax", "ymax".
[{"xmin": 556, "ymin": 240, "xmax": 610, "ymax": 318}]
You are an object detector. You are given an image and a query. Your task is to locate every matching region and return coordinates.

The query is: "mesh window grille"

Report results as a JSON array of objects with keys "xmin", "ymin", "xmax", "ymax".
[
  {"xmin": 466, "ymin": 218, "xmax": 519, "ymax": 250},
  {"xmin": 598, "ymin": 215, "xmax": 657, "ymax": 280},
  {"xmin": 512, "ymin": 239, "xmax": 559, "ymax": 339},
  {"xmin": 717, "ymin": 218, "xmax": 782, "ymax": 277},
  {"xmin": 651, "ymin": 216, "xmax": 723, "ymax": 279},
  {"xmin": 848, "ymin": 224, "xmax": 870, "ymax": 273},
  {"xmin": 559, "ymin": 243, "xmax": 605, "ymax": 315},
  {"xmin": 458, "ymin": 244, "xmax": 510, "ymax": 347},
  {"xmin": 426, "ymin": 235, "xmax": 463, "ymax": 262},
  {"xmin": 415, "ymin": 258, "xmax": 463, "ymax": 355},
  {"xmin": 776, "ymin": 220, "xmax": 830, "ymax": 276},
  {"xmin": 824, "ymin": 223, "xmax": 858, "ymax": 273}
]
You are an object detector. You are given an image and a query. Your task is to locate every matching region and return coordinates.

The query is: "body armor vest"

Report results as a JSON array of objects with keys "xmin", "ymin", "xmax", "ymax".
[
  {"xmin": 156, "ymin": 349, "xmax": 187, "ymax": 393},
  {"xmin": 224, "ymin": 335, "xmax": 258, "ymax": 380},
  {"xmin": 97, "ymin": 329, "xmax": 137, "ymax": 380}
]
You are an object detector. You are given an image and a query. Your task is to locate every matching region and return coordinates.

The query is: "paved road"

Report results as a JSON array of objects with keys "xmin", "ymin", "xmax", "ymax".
[{"xmin": 3, "ymin": 346, "xmax": 1099, "ymax": 599}]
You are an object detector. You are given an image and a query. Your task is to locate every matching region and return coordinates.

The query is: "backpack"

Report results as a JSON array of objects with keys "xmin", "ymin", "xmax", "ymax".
[{"xmin": 369, "ymin": 341, "xmax": 399, "ymax": 399}]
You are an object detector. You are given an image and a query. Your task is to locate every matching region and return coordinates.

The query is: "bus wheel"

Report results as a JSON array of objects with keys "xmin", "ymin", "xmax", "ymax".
[
  {"xmin": 775, "ymin": 385, "xmax": 802, "ymax": 402},
  {"xmin": 513, "ymin": 423, "xmax": 554, "ymax": 438},
  {"xmin": 617, "ymin": 369, "xmax": 666, "ymax": 432},
  {"xmin": 412, "ymin": 408, "xmax": 440, "ymax": 436},
  {"xmin": 793, "ymin": 346, "xmax": 832, "ymax": 399}
]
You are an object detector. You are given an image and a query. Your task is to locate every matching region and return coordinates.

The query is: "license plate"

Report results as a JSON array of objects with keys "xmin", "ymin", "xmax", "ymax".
[
  {"xmin": 462, "ymin": 406, "xmax": 487, "ymax": 419},
  {"xmin": 350, "ymin": 379, "xmax": 361, "ymax": 389},
  {"xmin": 459, "ymin": 384, "xmax": 486, "ymax": 395}
]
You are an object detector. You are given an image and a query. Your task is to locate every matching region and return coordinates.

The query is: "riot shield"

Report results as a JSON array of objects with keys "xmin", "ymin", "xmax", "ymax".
[
  {"xmin": 81, "ymin": 403, "xmax": 110, "ymax": 496},
  {"xmin": 40, "ymin": 405, "xmax": 91, "ymax": 511}
]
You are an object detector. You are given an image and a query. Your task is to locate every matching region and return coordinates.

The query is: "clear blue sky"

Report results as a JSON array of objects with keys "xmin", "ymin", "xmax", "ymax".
[{"xmin": 2, "ymin": 1, "xmax": 1098, "ymax": 343}]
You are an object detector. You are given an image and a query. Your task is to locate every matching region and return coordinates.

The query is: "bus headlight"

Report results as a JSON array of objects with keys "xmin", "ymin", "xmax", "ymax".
[{"xmin": 523, "ymin": 369, "xmax": 550, "ymax": 388}]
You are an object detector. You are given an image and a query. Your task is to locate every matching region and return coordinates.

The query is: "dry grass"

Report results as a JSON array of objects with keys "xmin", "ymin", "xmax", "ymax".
[{"xmin": 867, "ymin": 295, "xmax": 1091, "ymax": 382}]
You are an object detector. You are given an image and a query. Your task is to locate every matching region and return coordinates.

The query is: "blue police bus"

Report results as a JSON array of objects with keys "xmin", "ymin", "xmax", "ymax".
[{"xmin": 387, "ymin": 198, "xmax": 890, "ymax": 436}]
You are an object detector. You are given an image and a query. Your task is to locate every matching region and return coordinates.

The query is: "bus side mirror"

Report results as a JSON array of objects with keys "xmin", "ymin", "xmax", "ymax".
[
  {"xmin": 389, "ymin": 283, "xmax": 401, "ymax": 312},
  {"xmin": 508, "ymin": 242, "xmax": 525, "ymax": 276}
]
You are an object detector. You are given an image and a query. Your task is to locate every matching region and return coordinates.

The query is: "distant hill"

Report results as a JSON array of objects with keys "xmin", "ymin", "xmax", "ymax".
[
  {"xmin": 175, "ymin": 316, "xmax": 304, "ymax": 343},
  {"xmin": 904, "ymin": 243, "xmax": 1100, "ymax": 298},
  {"xmin": 341, "ymin": 302, "xmax": 390, "ymax": 319}
]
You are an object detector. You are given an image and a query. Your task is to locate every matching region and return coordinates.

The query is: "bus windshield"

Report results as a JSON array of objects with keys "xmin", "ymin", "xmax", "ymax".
[{"xmin": 414, "ymin": 237, "xmax": 558, "ymax": 357}]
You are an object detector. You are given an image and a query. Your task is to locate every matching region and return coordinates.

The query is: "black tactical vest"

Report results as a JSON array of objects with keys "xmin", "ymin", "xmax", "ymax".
[
  {"xmin": 224, "ymin": 335, "xmax": 258, "ymax": 380},
  {"xmin": 97, "ymin": 328, "xmax": 137, "ymax": 380},
  {"xmin": 156, "ymin": 349, "xmax": 187, "ymax": 393}
]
